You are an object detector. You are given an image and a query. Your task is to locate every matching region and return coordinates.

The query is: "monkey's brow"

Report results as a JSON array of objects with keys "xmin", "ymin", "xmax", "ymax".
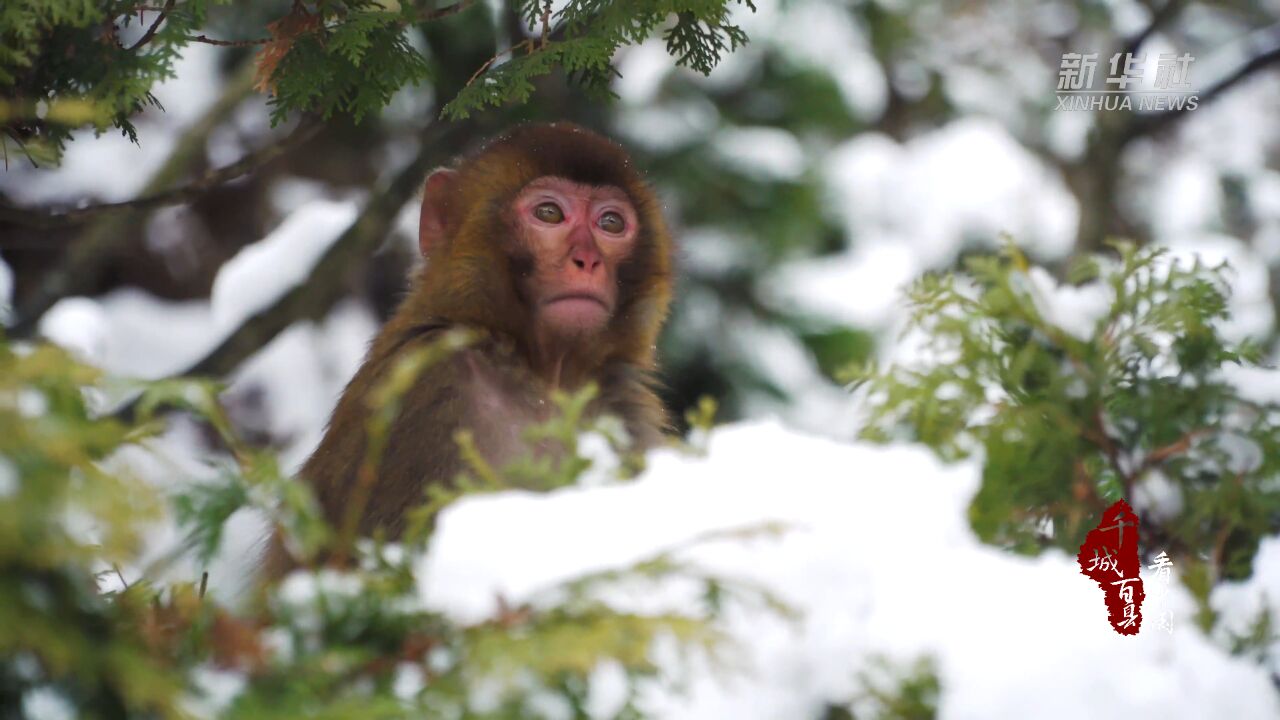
[{"xmin": 523, "ymin": 176, "xmax": 626, "ymax": 195}]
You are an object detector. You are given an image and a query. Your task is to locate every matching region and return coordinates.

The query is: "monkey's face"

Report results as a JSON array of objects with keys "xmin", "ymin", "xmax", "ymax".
[{"xmin": 512, "ymin": 176, "xmax": 639, "ymax": 339}]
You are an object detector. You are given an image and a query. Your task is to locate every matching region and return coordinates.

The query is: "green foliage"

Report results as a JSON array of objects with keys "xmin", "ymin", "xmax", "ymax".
[
  {"xmin": 442, "ymin": 0, "xmax": 757, "ymax": 119},
  {"xmin": 1, "ymin": 1, "xmax": 218, "ymax": 163},
  {"xmin": 852, "ymin": 244, "xmax": 1280, "ymax": 592},
  {"xmin": 2, "ymin": 0, "xmax": 755, "ymax": 163},
  {"xmin": 263, "ymin": 2, "xmax": 432, "ymax": 126},
  {"xmin": 822, "ymin": 656, "xmax": 940, "ymax": 720},
  {"xmin": 0, "ymin": 341, "xmax": 182, "ymax": 716},
  {"xmin": 0, "ymin": 331, "xmax": 753, "ymax": 718}
]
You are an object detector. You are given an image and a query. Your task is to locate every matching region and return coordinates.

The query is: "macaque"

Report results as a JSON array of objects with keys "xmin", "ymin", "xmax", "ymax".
[{"xmin": 265, "ymin": 123, "xmax": 674, "ymax": 571}]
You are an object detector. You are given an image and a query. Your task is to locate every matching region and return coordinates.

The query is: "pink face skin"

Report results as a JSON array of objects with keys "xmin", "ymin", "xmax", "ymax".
[{"xmin": 513, "ymin": 176, "xmax": 639, "ymax": 341}]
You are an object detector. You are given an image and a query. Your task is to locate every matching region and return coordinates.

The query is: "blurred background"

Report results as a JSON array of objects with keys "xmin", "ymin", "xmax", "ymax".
[{"xmin": 2, "ymin": 0, "xmax": 1279, "ymax": 471}]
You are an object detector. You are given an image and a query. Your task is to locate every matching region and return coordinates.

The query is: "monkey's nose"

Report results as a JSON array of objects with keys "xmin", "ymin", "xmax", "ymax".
[{"xmin": 569, "ymin": 242, "xmax": 603, "ymax": 273}]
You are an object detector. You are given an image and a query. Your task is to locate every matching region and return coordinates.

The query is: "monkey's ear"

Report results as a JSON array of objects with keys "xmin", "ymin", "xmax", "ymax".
[{"xmin": 419, "ymin": 168, "xmax": 460, "ymax": 257}]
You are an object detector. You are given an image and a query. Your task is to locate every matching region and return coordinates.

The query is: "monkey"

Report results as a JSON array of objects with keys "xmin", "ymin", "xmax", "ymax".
[{"xmin": 262, "ymin": 123, "xmax": 675, "ymax": 574}]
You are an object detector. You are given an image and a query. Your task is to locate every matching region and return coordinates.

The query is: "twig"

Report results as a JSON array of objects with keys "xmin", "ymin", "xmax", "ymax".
[
  {"xmin": 417, "ymin": 0, "xmax": 474, "ymax": 22},
  {"xmin": 1124, "ymin": 23, "xmax": 1280, "ymax": 142},
  {"xmin": 5, "ymin": 63, "xmax": 263, "ymax": 337},
  {"xmin": 1122, "ymin": 0, "xmax": 1187, "ymax": 59},
  {"xmin": 0, "ymin": 120, "xmax": 321, "ymax": 231},
  {"xmin": 199, "ymin": 571, "xmax": 209, "ymax": 599},
  {"xmin": 466, "ymin": 38, "xmax": 535, "ymax": 87},
  {"xmin": 186, "ymin": 33, "xmax": 271, "ymax": 47},
  {"xmin": 128, "ymin": 0, "xmax": 176, "ymax": 51},
  {"xmin": 184, "ymin": 0, "xmax": 474, "ymax": 48},
  {"xmin": 540, "ymin": 0, "xmax": 553, "ymax": 49},
  {"xmin": 1135, "ymin": 427, "xmax": 1211, "ymax": 476},
  {"xmin": 176, "ymin": 120, "xmax": 468, "ymax": 379},
  {"xmin": 1080, "ymin": 406, "xmax": 1135, "ymax": 497}
]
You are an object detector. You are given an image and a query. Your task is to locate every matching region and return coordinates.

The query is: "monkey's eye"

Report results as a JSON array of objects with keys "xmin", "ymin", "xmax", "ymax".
[
  {"xmin": 598, "ymin": 211, "xmax": 626, "ymax": 234},
  {"xmin": 533, "ymin": 202, "xmax": 564, "ymax": 224}
]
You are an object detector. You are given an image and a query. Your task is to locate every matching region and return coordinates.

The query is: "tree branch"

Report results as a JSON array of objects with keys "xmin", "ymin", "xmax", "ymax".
[
  {"xmin": 186, "ymin": 33, "xmax": 271, "ymax": 47},
  {"xmin": 6, "ymin": 63, "xmax": 272, "ymax": 336},
  {"xmin": 178, "ymin": 121, "xmax": 468, "ymax": 379},
  {"xmin": 184, "ymin": 0, "xmax": 475, "ymax": 47},
  {"xmin": 128, "ymin": 0, "xmax": 177, "ymax": 51},
  {"xmin": 416, "ymin": 0, "xmax": 475, "ymax": 22},
  {"xmin": 1122, "ymin": 0, "xmax": 1187, "ymax": 59},
  {"xmin": 0, "ymin": 123, "xmax": 320, "ymax": 233},
  {"xmin": 1124, "ymin": 23, "xmax": 1280, "ymax": 143}
]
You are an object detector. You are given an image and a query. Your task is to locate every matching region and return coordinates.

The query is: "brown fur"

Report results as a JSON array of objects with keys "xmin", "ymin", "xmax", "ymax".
[{"xmin": 262, "ymin": 124, "xmax": 674, "ymax": 575}]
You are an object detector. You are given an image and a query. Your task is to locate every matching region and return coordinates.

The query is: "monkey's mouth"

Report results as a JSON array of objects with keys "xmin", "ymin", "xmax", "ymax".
[{"xmin": 543, "ymin": 293, "xmax": 611, "ymax": 329}]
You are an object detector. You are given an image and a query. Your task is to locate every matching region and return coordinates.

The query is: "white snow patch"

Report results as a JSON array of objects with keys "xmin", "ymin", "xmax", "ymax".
[
  {"xmin": 0, "ymin": 254, "xmax": 12, "ymax": 323},
  {"xmin": 1222, "ymin": 364, "xmax": 1280, "ymax": 405},
  {"xmin": 1165, "ymin": 235, "xmax": 1274, "ymax": 341},
  {"xmin": 1025, "ymin": 266, "xmax": 1114, "ymax": 341},
  {"xmin": 418, "ymin": 421, "xmax": 1279, "ymax": 718},
  {"xmin": 823, "ymin": 120, "xmax": 1078, "ymax": 267},
  {"xmin": 38, "ymin": 297, "xmax": 110, "ymax": 365},
  {"xmin": 0, "ymin": 44, "xmax": 223, "ymax": 204},
  {"xmin": 41, "ymin": 289, "xmax": 216, "ymax": 378},
  {"xmin": 1211, "ymin": 535, "xmax": 1280, "ymax": 677},
  {"xmin": 712, "ymin": 126, "xmax": 807, "ymax": 182},
  {"xmin": 766, "ymin": 238, "xmax": 918, "ymax": 329},
  {"xmin": 211, "ymin": 199, "xmax": 359, "ymax": 330},
  {"xmin": 774, "ymin": 1, "xmax": 886, "ymax": 120}
]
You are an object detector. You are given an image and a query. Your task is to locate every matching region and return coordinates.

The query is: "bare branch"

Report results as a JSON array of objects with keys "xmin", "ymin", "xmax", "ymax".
[
  {"xmin": 466, "ymin": 39, "xmax": 535, "ymax": 88},
  {"xmin": 5, "ymin": 63, "xmax": 261, "ymax": 336},
  {"xmin": 183, "ymin": 0, "xmax": 474, "ymax": 48},
  {"xmin": 417, "ymin": 0, "xmax": 475, "ymax": 22},
  {"xmin": 128, "ymin": 0, "xmax": 177, "ymax": 51},
  {"xmin": 1122, "ymin": 0, "xmax": 1187, "ymax": 59},
  {"xmin": 0, "ymin": 121, "xmax": 320, "ymax": 231},
  {"xmin": 179, "ymin": 121, "xmax": 468, "ymax": 379},
  {"xmin": 186, "ymin": 33, "xmax": 271, "ymax": 47},
  {"xmin": 1124, "ymin": 23, "xmax": 1280, "ymax": 142}
]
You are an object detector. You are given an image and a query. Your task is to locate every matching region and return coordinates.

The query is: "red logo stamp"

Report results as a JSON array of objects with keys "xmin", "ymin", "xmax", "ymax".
[{"xmin": 1077, "ymin": 499, "xmax": 1145, "ymax": 635}]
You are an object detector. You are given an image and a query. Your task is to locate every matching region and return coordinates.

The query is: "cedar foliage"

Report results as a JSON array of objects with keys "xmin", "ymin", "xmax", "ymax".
[
  {"xmin": 853, "ymin": 244, "xmax": 1280, "ymax": 631},
  {"xmin": 0, "ymin": 0, "xmax": 755, "ymax": 164},
  {"xmin": 0, "ymin": 335, "xmax": 741, "ymax": 718}
]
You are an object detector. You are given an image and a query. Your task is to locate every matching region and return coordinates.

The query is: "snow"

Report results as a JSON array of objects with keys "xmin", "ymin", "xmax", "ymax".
[
  {"xmin": 0, "ymin": 457, "xmax": 17, "ymax": 498},
  {"xmin": 210, "ymin": 199, "xmax": 359, "ymax": 330},
  {"xmin": 0, "ymin": 254, "xmax": 12, "ymax": 323},
  {"xmin": 765, "ymin": 120, "xmax": 1078, "ymax": 335},
  {"xmin": 1223, "ymin": 364, "xmax": 1280, "ymax": 405},
  {"xmin": 712, "ymin": 127, "xmax": 807, "ymax": 182},
  {"xmin": 1211, "ymin": 535, "xmax": 1280, "ymax": 677},
  {"xmin": 1164, "ymin": 234, "xmax": 1275, "ymax": 341},
  {"xmin": 419, "ymin": 421, "xmax": 1280, "ymax": 719},
  {"xmin": 614, "ymin": 40, "xmax": 676, "ymax": 105},
  {"xmin": 824, "ymin": 120, "xmax": 1078, "ymax": 266},
  {"xmin": 225, "ymin": 300, "xmax": 378, "ymax": 471},
  {"xmin": 0, "ymin": 43, "xmax": 225, "ymax": 205},
  {"xmin": 772, "ymin": 1, "xmax": 886, "ymax": 120},
  {"xmin": 765, "ymin": 237, "xmax": 919, "ymax": 330},
  {"xmin": 1024, "ymin": 265, "xmax": 1114, "ymax": 341},
  {"xmin": 182, "ymin": 666, "xmax": 248, "ymax": 719},
  {"xmin": 22, "ymin": 687, "xmax": 75, "ymax": 720},
  {"xmin": 40, "ymin": 289, "xmax": 216, "ymax": 378},
  {"xmin": 611, "ymin": 99, "xmax": 720, "ymax": 153}
]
